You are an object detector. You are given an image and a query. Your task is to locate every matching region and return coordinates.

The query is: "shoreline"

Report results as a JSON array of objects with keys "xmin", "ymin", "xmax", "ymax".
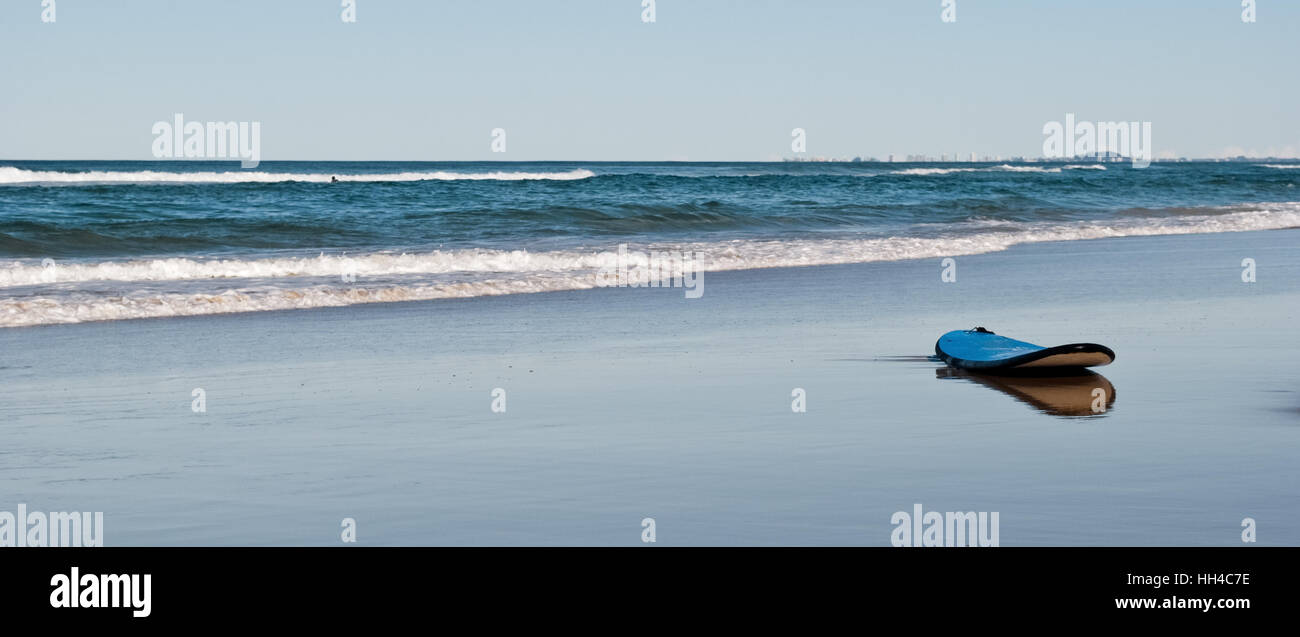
[
  {"xmin": 2, "ymin": 228, "xmax": 1297, "ymax": 545},
  {"xmin": 5, "ymin": 223, "xmax": 1300, "ymax": 330}
]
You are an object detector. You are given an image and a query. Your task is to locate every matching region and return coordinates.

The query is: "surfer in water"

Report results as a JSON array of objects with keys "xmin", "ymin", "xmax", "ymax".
[{"xmin": 331, "ymin": 176, "xmax": 339, "ymax": 183}]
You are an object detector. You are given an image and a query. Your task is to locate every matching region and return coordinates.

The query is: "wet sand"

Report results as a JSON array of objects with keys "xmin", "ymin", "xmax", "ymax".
[{"xmin": 1, "ymin": 228, "xmax": 1297, "ymax": 545}]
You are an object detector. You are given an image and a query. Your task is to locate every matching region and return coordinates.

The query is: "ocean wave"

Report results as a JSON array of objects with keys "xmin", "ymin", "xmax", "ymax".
[
  {"xmin": 0, "ymin": 166, "xmax": 596, "ymax": 185},
  {"xmin": 891, "ymin": 164, "xmax": 1103, "ymax": 176},
  {"xmin": 0, "ymin": 279, "xmax": 600, "ymax": 328},
  {"xmin": 3, "ymin": 203, "xmax": 1297, "ymax": 326},
  {"xmin": 1259, "ymin": 164, "xmax": 1300, "ymax": 169},
  {"xmin": 0, "ymin": 249, "xmax": 618, "ymax": 287},
  {"xmin": 892, "ymin": 167, "xmax": 982, "ymax": 176},
  {"xmin": 994, "ymin": 165, "xmax": 1062, "ymax": 173}
]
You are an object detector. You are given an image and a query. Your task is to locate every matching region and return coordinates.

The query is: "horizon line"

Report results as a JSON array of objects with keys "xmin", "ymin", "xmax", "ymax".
[{"xmin": 3, "ymin": 157, "xmax": 1299, "ymax": 164}]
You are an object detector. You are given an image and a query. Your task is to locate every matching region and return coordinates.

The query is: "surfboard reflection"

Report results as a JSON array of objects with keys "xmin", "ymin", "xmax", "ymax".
[{"xmin": 936, "ymin": 367, "xmax": 1116, "ymax": 418}]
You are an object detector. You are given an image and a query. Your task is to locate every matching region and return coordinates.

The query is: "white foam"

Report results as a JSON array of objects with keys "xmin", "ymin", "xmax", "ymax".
[
  {"xmin": 891, "ymin": 164, "xmax": 1102, "ymax": 176},
  {"xmin": 0, "ymin": 279, "xmax": 601, "ymax": 328},
  {"xmin": 4, "ymin": 203, "xmax": 1298, "ymax": 327},
  {"xmin": 0, "ymin": 166, "xmax": 596, "ymax": 185},
  {"xmin": 0, "ymin": 249, "xmax": 620, "ymax": 287},
  {"xmin": 994, "ymin": 164, "xmax": 1060, "ymax": 173},
  {"xmin": 892, "ymin": 167, "xmax": 982, "ymax": 176},
  {"xmin": 1259, "ymin": 164, "xmax": 1300, "ymax": 169}
]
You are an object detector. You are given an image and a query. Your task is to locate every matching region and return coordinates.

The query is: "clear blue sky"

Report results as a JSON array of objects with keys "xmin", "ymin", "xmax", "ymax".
[{"xmin": 1, "ymin": 0, "xmax": 1296, "ymax": 161}]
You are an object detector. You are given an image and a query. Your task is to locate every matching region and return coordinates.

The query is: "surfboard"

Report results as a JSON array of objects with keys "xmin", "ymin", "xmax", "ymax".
[{"xmin": 935, "ymin": 327, "xmax": 1114, "ymax": 370}]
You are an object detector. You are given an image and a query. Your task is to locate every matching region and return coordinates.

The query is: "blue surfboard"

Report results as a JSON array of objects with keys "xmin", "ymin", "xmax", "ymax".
[{"xmin": 935, "ymin": 327, "xmax": 1114, "ymax": 371}]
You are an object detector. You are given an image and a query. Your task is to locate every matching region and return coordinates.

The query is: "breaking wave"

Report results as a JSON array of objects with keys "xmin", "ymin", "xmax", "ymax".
[
  {"xmin": 4, "ymin": 202, "xmax": 1297, "ymax": 327},
  {"xmin": 0, "ymin": 166, "xmax": 596, "ymax": 185}
]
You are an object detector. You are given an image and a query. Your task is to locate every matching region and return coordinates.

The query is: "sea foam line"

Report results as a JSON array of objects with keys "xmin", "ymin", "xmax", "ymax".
[
  {"xmin": 3, "ymin": 204, "xmax": 1297, "ymax": 290},
  {"xmin": 0, "ymin": 166, "xmax": 596, "ymax": 185},
  {"xmin": 890, "ymin": 164, "xmax": 1104, "ymax": 176},
  {"xmin": 0, "ymin": 279, "xmax": 594, "ymax": 328},
  {"xmin": 2, "ymin": 204, "xmax": 1297, "ymax": 326}
]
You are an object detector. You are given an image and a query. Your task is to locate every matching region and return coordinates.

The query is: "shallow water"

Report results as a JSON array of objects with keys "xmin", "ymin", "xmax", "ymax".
[{"xmin": 2, "ymin": 229, "xmax": 1295, "ymax": 545}]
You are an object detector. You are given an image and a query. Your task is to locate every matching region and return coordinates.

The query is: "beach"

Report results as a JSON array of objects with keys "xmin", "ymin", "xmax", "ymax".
[{"xmin": 3, "ymin": 228, "xmax": 1296, "ymax": 546}]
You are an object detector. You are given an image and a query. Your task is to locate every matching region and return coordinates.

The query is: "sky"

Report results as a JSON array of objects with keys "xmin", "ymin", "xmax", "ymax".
[{"xmin": 1, "ymin": 0, "xmax": 1296, "ymax": 161}]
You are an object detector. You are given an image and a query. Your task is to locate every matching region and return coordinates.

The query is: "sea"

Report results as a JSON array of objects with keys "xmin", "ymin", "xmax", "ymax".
[{"xmin": 2, "ymin": 160, "xmax": 1297, "ymax": 328}]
